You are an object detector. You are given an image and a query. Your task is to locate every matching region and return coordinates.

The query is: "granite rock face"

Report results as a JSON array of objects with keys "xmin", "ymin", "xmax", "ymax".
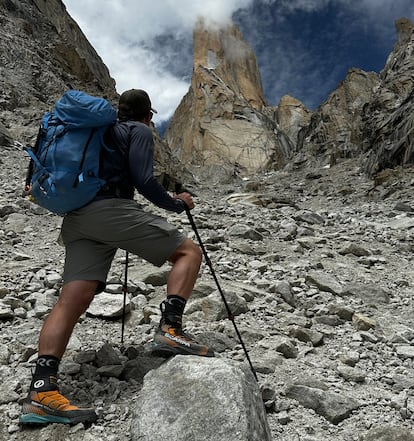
[
  {"xmin": 0, "ymin": 0, "xmax": 117, "ymax": 144},
  {"xmin": 166, "ymin": 17, "xmax": 414, "ymax": 178},
  {"xmin": 362, "ymin": 17, "xmax": 414, "ymax": 175},
  {"xmin": 275, "ymin": 94, "xmax": 312, "ymax": 147},
  {"xmin": 297, "ymin": 68, "xmax": 380, "ymax": 165},
  {"xmin": 165, "ymin": 19, "xmax": 292, "ymax": 178}
]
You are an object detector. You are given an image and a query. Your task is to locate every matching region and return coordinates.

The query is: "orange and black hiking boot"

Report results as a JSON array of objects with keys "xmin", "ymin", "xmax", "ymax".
[
  {"xmin": 151, "ymin": 321, "xmax": 214, "ymax": 357},
  {"xmin": 20, "ymin": 379, "xmax": 97, "ymax": 425}
]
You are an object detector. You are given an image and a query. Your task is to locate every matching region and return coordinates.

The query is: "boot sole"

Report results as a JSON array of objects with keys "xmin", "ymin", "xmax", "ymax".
[
  {"xmin": 151, "ymin": 343, "xmax": 214, "ymax": 358},
  {"xmin": 20, "ymin": 412, "xmax": 97, "ymax": 425},
  {"xmin": 20, "ymin": 413, "xmax": 72, "ymax": 425}
]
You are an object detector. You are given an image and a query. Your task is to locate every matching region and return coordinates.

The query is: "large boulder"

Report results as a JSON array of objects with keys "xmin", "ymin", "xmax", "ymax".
[{"xmin": 131, "ymin": 355, "xmax": 272, "ymax": 441}]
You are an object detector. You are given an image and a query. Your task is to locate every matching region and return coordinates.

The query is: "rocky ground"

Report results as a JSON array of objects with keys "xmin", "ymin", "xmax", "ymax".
[{"xmin": 0, "ymin": 142, "xmax": 414, "ymax": 440}]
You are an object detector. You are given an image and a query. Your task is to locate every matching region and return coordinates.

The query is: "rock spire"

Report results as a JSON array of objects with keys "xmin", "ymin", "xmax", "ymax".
[{"xmin": 165, "ymin": 19, "xmax": 292, "ymax": 178}]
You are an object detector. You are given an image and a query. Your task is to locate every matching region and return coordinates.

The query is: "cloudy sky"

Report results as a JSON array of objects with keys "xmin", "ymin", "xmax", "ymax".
[{"xmin": 63, "ymin": 0, "xmax": 413, "ymax": 129}]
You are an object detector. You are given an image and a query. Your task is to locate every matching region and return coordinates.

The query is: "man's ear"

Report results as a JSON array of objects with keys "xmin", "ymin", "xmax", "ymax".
[{"xmin": 143, "ymin": 113, "xmax": 152, "ymax": 127}]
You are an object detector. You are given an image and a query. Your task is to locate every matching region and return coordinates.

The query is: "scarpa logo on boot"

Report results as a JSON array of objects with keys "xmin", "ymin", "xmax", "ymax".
[
  {"xmin": 165, "ymin": 333, "xmax": 191, "ymax": 347},
  {"xmin": 33, "ymin": 379, "xmax": 45, "ymax": 389}
]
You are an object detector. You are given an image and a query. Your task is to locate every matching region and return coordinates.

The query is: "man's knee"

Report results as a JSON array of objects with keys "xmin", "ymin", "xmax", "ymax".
[
  {"xmin": 169, "ymin": 239, "xmax": 202, "ymax": 265},
  {"xmin": 59, "ymin": 280, "xmax": 99, "ymax": 313}
]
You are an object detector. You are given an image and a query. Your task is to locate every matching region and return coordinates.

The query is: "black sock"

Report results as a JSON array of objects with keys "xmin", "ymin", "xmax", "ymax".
[
  {"xmin": 30, "ymin": 355, "xmax": 60, "ymax": 391},
  {"xmin": 160, "ymin": 295, "xmax": 186, "ymax": 327}
]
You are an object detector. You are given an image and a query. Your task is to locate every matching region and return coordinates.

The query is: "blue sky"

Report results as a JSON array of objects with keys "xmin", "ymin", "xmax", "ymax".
[
  {"xmin": 236, "ymin": 0, "xmax": 412, "ymax": 110},
  {"xmin": 63, "ymin": 0, "xmax": 414, "ymax": 127}
]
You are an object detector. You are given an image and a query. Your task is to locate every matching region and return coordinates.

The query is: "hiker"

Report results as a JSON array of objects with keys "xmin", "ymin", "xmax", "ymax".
[{"xmin": 20, "ymin": 89, "xmax": 214, "ymax": 426}]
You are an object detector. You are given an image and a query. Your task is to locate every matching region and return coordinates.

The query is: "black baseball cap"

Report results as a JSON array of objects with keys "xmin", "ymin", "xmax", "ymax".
[{"xmin": 118, "ymin": 89, "xmax": 157, "ymax": 120}]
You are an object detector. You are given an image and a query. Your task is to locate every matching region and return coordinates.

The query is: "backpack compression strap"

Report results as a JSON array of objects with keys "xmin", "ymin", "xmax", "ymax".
[{"xmin": 25, "ymin": 126, "xmax": 44, "ymax": 189}]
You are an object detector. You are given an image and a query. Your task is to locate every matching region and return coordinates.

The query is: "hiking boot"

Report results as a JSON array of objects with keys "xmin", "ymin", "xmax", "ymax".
[
  {"xmin": 20, "ymin": 390, "xmax": 97, "ymax": 425},
  {"xmin": 151, "ymin": 322, "xmax": 214, "ymax": 357}
]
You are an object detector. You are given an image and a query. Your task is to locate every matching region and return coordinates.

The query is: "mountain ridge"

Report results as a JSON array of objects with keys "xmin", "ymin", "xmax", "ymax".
[{"xmin": 1, "ymin": 2, "xmax": 413, "ymax": 182}]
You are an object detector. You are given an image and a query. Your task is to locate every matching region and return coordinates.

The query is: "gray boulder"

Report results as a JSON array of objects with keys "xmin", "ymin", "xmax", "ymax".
[{"xmin": 131, "ymin": 356, "xmax": 272, "ymax": 441}]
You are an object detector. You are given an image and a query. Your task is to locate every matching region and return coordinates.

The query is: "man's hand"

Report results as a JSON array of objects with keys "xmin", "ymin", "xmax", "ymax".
[{"xmin": 173, "ymin": 192, "xmax": 195, "ymax": 210}]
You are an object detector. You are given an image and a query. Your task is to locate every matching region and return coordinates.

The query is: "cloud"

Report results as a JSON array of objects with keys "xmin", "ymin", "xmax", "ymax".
[{"xmin": 64, "ymin": 0, "xmax": 254, "ymax": 124}]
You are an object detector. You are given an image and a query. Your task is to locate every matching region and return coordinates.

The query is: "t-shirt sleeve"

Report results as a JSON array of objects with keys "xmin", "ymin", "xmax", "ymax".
[{"xmin": 128, "ymin": 124, "xmax": 185, "ymax": 213}]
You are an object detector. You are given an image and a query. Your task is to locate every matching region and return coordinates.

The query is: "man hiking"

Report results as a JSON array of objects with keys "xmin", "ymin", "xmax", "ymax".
[{"xmin": 20, "ymin": 89, "xmax": 214, "ymax": 426}]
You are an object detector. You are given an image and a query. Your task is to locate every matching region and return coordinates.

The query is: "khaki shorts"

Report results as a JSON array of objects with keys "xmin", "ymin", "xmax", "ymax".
[{"xmin": 60, "ymin": 199, "xmax": 186, "ymax": 292}]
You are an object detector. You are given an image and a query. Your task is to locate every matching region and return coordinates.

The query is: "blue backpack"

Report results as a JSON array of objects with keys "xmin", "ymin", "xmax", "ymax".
[{"xmin": 25, "ymin": 90, "xmax": 117, "ymax": 215}]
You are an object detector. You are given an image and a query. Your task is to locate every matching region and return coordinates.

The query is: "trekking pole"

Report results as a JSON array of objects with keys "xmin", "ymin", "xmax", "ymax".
[
  {"xmin": 184, "ymin": 205, "xmax": 258, "ymax": 381},
  {"xmin": 121, "ymin": 251, "xmax": 129, "ymax": 345}
]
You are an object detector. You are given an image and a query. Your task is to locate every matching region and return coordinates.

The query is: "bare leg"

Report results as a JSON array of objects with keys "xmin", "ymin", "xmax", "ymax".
[
  {"xmin": 38, "ymin": 280, "xmax": 99, "ymax": 359},
  {"xmin": 167, "ymin": 238, "xmax": 202, "ymax": 300}
]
